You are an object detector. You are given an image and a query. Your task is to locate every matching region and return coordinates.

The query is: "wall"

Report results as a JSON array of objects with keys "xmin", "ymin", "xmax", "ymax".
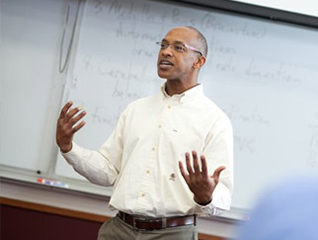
[
  {"xmin": 230, "ymin": 0, "xmax": 318, "ymax": 17},
  {"xmin": 0, "ymin": 204, "xmax": 102, "ymax": 240}
]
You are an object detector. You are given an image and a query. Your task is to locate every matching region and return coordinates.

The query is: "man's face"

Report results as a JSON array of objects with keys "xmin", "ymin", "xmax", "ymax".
[{"xmin": 157, "ymin": 27, "xmax": 201, "ymax": 82}]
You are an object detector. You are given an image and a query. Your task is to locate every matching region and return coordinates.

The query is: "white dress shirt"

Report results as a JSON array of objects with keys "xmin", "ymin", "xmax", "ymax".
[{"xmin": 62, "ymin": 84, "xmax": 233, "ymax": 217}]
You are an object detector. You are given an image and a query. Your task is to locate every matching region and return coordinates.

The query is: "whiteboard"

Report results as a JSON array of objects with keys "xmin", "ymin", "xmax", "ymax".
[
  {"xmin": 54, "ymin": 0, "xmax": 318, "ymax": 210},
  {"xmin": 0, "ymin": 0, "xmax": 66, "ymax": 173}
]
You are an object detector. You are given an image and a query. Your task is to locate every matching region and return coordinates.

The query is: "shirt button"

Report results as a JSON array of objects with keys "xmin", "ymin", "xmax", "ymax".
[
  {"xmin": 141, "ymin": 193, "xmax": 145, "ymax": 197},
  {"xmin": 146, "ymin": 170, "xmax": 150, "ymax": 174},
  {"xmin": 168, "ymin": 105, "xmax": 171, "ymax": 109},
  {"xmin": 152, "ymin": 147, "xmax": 155, "ymax": 151},
  {"xmin": 158, "ymin": 125, "xmax": 162, "ymax": 128}
]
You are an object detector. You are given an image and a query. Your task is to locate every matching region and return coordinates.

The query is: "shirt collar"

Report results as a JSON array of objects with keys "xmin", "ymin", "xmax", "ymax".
[{"xmin": 160, "ymin": 83, "xmax": 204, "ymax": 103}]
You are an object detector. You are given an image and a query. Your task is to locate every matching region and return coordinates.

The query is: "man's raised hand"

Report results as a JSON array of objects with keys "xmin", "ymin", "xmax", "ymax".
[
  {"xmin": 179, "ymin": 151, "xmax": 225, "ymax": 205},
  {"xmin": 56, "ymin": 101, "xmax": 86, "ymax": 153}
]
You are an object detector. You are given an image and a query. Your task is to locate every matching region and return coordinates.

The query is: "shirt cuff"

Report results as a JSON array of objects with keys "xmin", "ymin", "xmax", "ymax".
[
  {"xmin": 60, "ymin": 142, "xmax": 83, "ymax": 166},
  {"xmin": 194, "ymin": 200, "xmax": 219, "ymax": 217}
]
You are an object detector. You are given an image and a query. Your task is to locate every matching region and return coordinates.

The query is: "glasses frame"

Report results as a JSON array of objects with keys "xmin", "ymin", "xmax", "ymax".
[{"xmin": 156, "ymin": 41, "xmax": 203, "ymax": 56}]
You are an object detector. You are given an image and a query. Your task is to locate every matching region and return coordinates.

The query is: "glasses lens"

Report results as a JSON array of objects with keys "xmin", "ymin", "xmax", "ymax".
[
  {"xmin": 156, "ymin": 42, "xmax": 187, "ymax": 53},
  {"xmin": 157, "ymin": 42, "xmax": 167, "ymax": 49},
  {"xmin": 172, "ymin": 44, "xmax": 185, "ymax": 52}
]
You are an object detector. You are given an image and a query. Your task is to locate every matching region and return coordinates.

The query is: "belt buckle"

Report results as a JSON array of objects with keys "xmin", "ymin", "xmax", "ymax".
[
  {"xmin": 133, "ymin": 217, "xmax": 147, "ymax": 230},
  {"xmin": 133, "ymin": 217, "xmax": 167, "ymax": 230}
]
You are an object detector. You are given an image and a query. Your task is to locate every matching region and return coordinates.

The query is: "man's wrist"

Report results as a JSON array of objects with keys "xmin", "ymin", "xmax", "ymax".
[
  {"xmin": 194, "ymin": 196, "xmax": 212, "ymax": 206},
  {"xmin": 60, "ymin": 143, "xmax": 72, "ymax": 153}
]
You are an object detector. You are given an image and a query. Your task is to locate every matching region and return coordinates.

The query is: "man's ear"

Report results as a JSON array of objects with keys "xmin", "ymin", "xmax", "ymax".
[{"xmin": 193, "ymin": 56, "xmax": 206, "ymax": 69}]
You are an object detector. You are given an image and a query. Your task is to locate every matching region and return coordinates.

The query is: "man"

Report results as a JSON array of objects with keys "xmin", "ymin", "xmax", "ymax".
[{"xmin": 56, "ymin": 26, "xmax": 233, "ymax": 240}]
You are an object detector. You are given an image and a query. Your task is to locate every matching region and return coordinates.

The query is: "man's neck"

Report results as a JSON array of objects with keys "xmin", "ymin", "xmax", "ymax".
[{"xmin": 165, "ymin": 80, "xmax": 199, "ymax": 96}]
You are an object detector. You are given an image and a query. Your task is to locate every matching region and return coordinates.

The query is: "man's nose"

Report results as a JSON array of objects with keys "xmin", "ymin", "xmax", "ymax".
[{"xmin": 161, "ymin": 46, "xmax": 173, "ymax": 56}]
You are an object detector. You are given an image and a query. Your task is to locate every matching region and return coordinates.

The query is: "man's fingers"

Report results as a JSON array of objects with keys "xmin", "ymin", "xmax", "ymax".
[
  {"xmin": 72, "ymin": 120, "xmax": 86, "ymax": 133},
  {"xmin": 192, "ymin": 151, "xmax": 201, "ymax": 173},
  {"xmin": 57, "ymin": 103, "xmax": 86, "ymax": 137},
  {"xmin": 200, "ymin": 155, "xmax": 208, "ymax": 176},
  {"xmin": 185, "ymin": 152, "xmax": 194, "ymax": 175},
  {"xmin": 70, "ymin": 109, "xmax": 87, "ymax": 125},
  {"xmin": 179, "ymin": 161, "xmax": 189, "ymax": 182},
  {"xmin": 212, "ymin": 166, "xmax": 226, "ymax": 181},
  {"xmin": 60, "ymin": 101, "xmax": 73, "ymax": 119},
  {"xmin": 58, "ymin": 101, "xmax": 85, "ymax": 123},
  {"xmin": 66, "ymin": 106, "xmax": 84, "ymax": 121},
  {"xmin": 68, "ymin": 109, "xmax": 86, "ymax": 133}
]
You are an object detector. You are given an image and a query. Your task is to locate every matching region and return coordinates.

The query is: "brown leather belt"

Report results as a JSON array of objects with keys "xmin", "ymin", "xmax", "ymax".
[{"xmin": 117, "ymin": 211, "xmax": 196, "ymax": 231}]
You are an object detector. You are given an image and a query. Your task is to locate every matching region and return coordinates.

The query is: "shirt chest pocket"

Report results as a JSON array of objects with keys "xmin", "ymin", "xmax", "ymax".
[{"xmin": 163, "ymin": 123, "xmax": 208, "ymax": 151}]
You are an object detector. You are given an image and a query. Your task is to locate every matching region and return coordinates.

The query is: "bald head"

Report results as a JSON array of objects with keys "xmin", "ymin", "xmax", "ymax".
[
  {"xmin": 184, "ymin": 26, "xmax": 208, "ymax": 57},
  {"xmin": 164, "ymin": 26, "xmax": 208, "ymax": 57}
]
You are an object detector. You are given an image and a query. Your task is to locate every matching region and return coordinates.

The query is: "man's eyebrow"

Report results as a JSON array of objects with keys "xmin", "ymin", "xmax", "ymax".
[
  {"xmin": 173, "ymin": 40, "xmax": 185, "ymax": 45},
  {"xmin": 161, "ymin": 39, "xmax": 185, "ymax": 45}
]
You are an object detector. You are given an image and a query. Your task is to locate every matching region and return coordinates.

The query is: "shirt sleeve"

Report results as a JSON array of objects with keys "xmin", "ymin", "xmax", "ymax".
[
  {"xmin": 61, "ymin": 142, "xmax": 119, "ymax": 186},
  {"xmin": 61, "ymin": 106, "xmax": 128, "ymax": 186},
  {"xmin": 198, "ymin": 113, "xmax": 234, "ymax": 216}
]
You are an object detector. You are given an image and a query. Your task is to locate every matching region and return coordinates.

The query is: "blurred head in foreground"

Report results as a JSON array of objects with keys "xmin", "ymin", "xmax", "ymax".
[{"xmin": 236, "ymin": 174, "xmax": 318, "ymax": 240}]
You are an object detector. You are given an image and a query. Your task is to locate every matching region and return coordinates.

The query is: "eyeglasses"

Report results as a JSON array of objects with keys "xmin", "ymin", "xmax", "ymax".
[{"xmin": 156, "ymin": 41, "xmax": 203, "ymax": 56}]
